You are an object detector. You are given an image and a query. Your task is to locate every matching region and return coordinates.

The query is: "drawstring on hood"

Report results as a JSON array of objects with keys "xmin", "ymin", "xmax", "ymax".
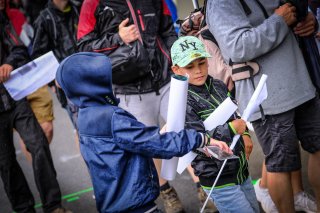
[{"xmin": 56, "ymin": 52, "xmax": 119, "ymax": 108}]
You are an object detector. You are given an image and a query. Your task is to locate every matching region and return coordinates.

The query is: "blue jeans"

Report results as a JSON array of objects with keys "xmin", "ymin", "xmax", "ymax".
[{"xmin": 203, "ymin": 178, "xmax": 259, "ymax": 213}]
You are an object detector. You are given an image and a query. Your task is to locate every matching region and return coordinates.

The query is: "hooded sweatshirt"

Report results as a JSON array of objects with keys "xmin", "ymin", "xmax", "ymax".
[{"xmin": 56, "ymin": 52, "xmax": 207, "ymax": 212}]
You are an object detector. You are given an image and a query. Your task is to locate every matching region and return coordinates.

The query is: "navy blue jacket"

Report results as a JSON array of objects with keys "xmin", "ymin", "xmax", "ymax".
[{"xmin": 56, "ymin": 52, "xmax": 205, "ymax": 212}]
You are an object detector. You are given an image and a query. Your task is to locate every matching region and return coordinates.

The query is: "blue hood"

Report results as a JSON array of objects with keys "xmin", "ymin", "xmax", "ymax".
[{"xmin": 56, "ymin": 52, "xmax": 119, "ymax": 108}]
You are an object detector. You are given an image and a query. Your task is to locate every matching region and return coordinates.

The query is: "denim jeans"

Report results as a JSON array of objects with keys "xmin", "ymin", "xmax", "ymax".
[
  {"xmin": 0, "ymin": 99, "xmax": 61, "ymax": 213},
  {"xmin": 203, "ymin": 178, "xmax": 260, "ymax": 213}
]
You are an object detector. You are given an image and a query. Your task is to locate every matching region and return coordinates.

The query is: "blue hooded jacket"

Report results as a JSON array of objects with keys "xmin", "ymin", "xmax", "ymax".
[{"xmin": 56, "ymin": 52, "xmax": 205, "ymax": 212}]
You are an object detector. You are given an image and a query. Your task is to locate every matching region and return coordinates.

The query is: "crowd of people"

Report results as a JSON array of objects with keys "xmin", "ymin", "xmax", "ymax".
[{"xmin": 1, "ymin": 0, "xmax": 320, "ymax": 213}]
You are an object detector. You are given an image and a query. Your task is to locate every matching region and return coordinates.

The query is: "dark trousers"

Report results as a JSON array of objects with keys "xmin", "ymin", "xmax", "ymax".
[{"xmin": 0, "ymin": 99, "xmax": 61, "ymax": 213}]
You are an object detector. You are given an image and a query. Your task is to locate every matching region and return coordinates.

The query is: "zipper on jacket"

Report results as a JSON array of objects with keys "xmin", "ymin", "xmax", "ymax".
[
  {"xmin": 6, "ymin": 29, "xmax": 19, "ymax": 45},
  {"xmin": 137, "ymin": 10, "xmax": 145, "ymax": 31},
  {"xmin": 156, "ymin": 37, "xmax": 170, "ymax": 62},
  {"xmin": 126, "ymin": 0, "xmax": 142, "ymax": 43},
  {"xmin": 93, "ymin": 45, "xmax": 119, "ymax": 53},
  {"xmin": 148, "ymin": 160, "xmax": 154, "ymax": 188}
]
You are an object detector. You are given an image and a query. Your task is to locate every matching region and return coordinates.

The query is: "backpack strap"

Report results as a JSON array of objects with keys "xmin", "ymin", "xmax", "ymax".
[
  {"xmin": 239, "ymin": 0, "xmax": 269, "ymax": 19},
  {"xmin": 253, "ymin": 0, "xmax": 269, "ymax": 18},
  {"xmin": 201, "ymin": 0, "xmax": 208, "ymax": 28},
  {"xmin": 239, "ymin": 0, "xmax": 252, "ymax": 16},
  {"xmin": 40, "ymin": 10, "xmax": 58, "ymax": 41},
  {"xmin": 200, "ymin": 28, "xmax": 218, "ymax": 46}
]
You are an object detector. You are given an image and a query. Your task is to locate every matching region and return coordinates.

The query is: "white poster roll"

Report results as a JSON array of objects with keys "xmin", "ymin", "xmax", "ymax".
[{"xmin": 161, "ymin": 74, "xmax": 189, "ymax": 180}]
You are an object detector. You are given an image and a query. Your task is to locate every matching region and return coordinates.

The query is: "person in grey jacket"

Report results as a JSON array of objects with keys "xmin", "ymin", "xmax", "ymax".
[{"xmin": 206, "ymin": 1, "xmax": 320, "ymax": 212}]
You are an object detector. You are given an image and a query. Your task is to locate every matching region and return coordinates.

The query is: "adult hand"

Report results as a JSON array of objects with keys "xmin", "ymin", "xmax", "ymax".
[
  {"xmin": 118, "ymin": 18, "xmax": 140, "ymax": 45},
  {"xmin": 231, "ymin": 119, "xmax": 246, "ymax": 135},
  {"xmin": 275, "ymin": 3, "xmax": 297, "ymax": 26},
  {"xmin": 242, "ymin": 135, "xmax": 253, "ymax": 160},
  {"xmin": 208, "ymin": 138, "xmax": 233, "ymax": 155},
  {"xmin": 0, "ymin": 64, "xmax": 14, "ymax": 83},
  {"xmin": 294, "ymin": 12, "xmax": 316, "ymax": 37}
]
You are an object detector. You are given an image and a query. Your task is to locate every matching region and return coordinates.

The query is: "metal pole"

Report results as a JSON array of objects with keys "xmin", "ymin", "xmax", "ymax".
[
  {"xmin": 200, "ymin": 136, "xmax": 241, "ymax": 213},
  {"xmin": 192, "ymin": 0, "xmax": 199, "ymax": 9},
  {"xmin": 200, "ymin": 159, "xmax": 227, "ymax": 213}
]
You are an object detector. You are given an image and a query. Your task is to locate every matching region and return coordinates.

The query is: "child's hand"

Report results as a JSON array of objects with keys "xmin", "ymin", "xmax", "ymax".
[
  {"xmin": 231, "ymin": 119, "xmax": 246, "ymax": 135},
  {"xmin": 208, "ymin": 138, "xmax": 233, "ymax": 155},
  {"xmin": 160, "ymin": 124, "xmax": 167, "ymax": 134},
  {"xmin": 242, "ymin": 135, "xmax": 253, "ymax": 160}
]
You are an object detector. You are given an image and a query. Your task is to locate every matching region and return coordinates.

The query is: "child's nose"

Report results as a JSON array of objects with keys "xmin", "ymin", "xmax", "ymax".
[{"xmin": 195, "ymin": 67, "xmax": 201, "ymax": 73}]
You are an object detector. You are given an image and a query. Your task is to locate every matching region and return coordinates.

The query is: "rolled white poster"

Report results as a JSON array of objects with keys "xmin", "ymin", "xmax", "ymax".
[{"xmin": 160, "ymin": 74, "xmax": 189, "ymax": 180}]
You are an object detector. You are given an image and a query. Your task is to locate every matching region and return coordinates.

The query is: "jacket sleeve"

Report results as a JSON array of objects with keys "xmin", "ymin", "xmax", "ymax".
[
  {"xmin": 206, "ymin": 0, "xmax": 290, "ymax": 62},
  {"xmin": 112, "ymin": 109, "xmax": 205, "ymax": 159},
  {"xmin": 185, "ymin": 104, "xmax": 206, "ymax": 133},
  {"xmin": 157, "ymin": 0, "xmax": 177, "ymax": 51},
  {"xmin": 77, "ymin": 1, "xmax": 123, "ymax": 53},
  {"xmin": 31, "ymin": 15, "xmax": 52, "ymax": 59},
  {"xmin": 4, "ymin": 45, "xmax": 29, "ymax": 69}
]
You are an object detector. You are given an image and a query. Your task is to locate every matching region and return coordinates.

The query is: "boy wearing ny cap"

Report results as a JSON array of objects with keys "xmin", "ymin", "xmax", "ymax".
[{"xmin": 171, "ymin": 36, "xmax": 259, "ymax": 213}]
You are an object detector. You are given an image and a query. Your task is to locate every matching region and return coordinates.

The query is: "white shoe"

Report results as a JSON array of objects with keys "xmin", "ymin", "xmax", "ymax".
[
  {"xmin": 294, "ymin": 191, "xmax": 318, "ymax": 213},
  {"xmin": 254, "ymin": 179, "xmax": 278, "ymax": 213}
]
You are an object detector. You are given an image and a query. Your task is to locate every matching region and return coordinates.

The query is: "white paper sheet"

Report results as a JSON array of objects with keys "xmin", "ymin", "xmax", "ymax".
[
  {"xmin": 3, "ymin": 52, "xmax": 59, "ymax": 101},
  {"xmin": 203, "ymin": 97, "xmax": 238, "ymax": 131},
  {"xmin": 176, "ymin": 97, "xmax": 238, "ymax": 174},
  {"xmin": 160, "ymin": 75, "xmax": 189, "ymax": 181}
]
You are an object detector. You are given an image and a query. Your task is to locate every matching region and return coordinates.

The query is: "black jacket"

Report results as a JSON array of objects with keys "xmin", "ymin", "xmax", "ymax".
[
  {"xmin": 32, "ymin": 0, "xmax": 81, "ymax": 107},
  {"xmin": 77, "ymin": 0, "xmax": 177, "ymax": 95},
  {"xmin": 186, "ymin": 76, "xmax": 249, "ymax": 187},
  {"xmin": 32, "ymin": 0, "xmax": 80, "ymax": 62},
  {"xmin": 0, "ymin": 12, "xmax": 30, "ymax": 112}
]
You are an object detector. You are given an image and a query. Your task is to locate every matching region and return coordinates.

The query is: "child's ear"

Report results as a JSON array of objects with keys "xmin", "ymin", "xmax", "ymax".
[{"xmin": 171, "ymin": 65, "xmax": 182, "ymax": 75}]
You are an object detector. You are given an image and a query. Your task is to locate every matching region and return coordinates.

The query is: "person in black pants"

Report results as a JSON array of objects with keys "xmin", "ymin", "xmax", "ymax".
[{"xmin": 0, "ymin": 1, "xmax": 71, "ymax": 212}]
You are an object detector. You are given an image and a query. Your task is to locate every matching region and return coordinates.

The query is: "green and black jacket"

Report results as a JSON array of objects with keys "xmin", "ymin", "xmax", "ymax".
[{"xmin": 185, "ymin": 76, "xmax": 249, "ymax": 188}]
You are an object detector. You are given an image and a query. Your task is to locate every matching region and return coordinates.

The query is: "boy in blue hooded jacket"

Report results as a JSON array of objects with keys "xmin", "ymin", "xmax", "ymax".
[{"xmin": 56, "ymin": 52, "xmax": 231, "ymax": 213}]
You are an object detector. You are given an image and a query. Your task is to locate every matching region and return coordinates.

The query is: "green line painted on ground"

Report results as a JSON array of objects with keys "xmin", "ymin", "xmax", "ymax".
[
  {"xmin": 67, "ymin": 196, "xmax": 80, "ymax": 202},
  {"xmin": 32, "ymin": 187, "xmax": 93, "ymax": 209},
  {"xmin": 62, "ymin": 187, "xmax": 93, "ymax": 199},
  {"xmin": 18, "ymin": 179, "xmax": 260, "ymax": 212}
]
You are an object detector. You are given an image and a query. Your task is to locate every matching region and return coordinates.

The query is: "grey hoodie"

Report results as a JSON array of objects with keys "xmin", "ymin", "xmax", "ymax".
[{"xmin": 206, "ymin": 0, "xmax": 316, "ymax": 121}]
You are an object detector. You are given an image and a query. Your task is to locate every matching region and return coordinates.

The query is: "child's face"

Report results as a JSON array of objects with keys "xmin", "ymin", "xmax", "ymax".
[{"xmin": 172, "ymin": 58, "xmax": 208, "ymax": 86}]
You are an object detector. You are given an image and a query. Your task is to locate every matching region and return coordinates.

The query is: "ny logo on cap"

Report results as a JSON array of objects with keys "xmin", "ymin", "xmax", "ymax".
[{"xmin": 180, "ymin": 40, "xmax": 198, "ymax": 52}]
